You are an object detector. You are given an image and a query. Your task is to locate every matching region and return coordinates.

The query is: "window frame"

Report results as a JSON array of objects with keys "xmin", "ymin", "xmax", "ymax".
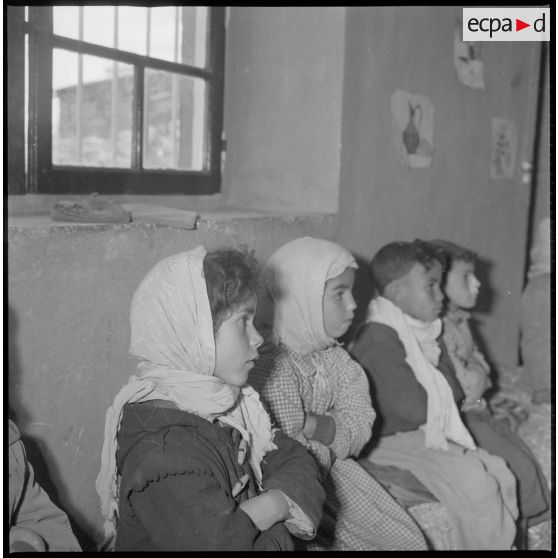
[{"xmin": 8, "ymin": 6, "xmax": 225, "ymax": 196}]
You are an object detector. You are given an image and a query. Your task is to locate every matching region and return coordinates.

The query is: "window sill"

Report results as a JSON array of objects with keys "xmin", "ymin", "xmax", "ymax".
[
  {"xmin": 7, "ymin": 202, "xmax": 337, "ymax": 231},
  {"xmin": 7, "ymin": 194, "xmax": 337, "ymax": 230}
]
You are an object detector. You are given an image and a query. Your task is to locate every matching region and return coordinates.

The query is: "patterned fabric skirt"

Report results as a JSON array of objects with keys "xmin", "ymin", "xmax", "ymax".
[
  {"xmin": 364, "ymin": 430, "xmax": 518, "ymax": 550},
  {"xmin": 298, "ymin": 457, "xmax": 428, "ymax": 550}
]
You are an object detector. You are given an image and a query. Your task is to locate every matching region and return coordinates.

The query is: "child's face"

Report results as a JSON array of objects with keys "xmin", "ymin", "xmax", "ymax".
[
  {"xmin": 397, "ymin": 261, "xmax": 444, "ymax": 322},
  {"xmin": 214, "ymin": 294, "xmax": 263, "ymax": 387},
  {"xmin": 323, "ymin": 267, "xmax": 357, "ymax": 339},
  {"xmin": 444, "ymin": 259, "xmax": 480, "ymax": 310}
]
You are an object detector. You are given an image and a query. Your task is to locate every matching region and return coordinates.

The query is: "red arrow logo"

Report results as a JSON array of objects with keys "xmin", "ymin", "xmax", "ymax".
[{"xmin": 516, "ymin": 18, "xmax": 530, "ymax": 31}]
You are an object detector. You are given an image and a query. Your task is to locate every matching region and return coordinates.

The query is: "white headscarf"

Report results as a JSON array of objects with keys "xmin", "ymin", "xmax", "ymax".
[
  {"xmin": 96, "ymin": 246, "xmax": 276, "ymax": 547},
  {"xmin": 266, "ymin": 237, "xmax": 358, "ymax": 355},
  {"xmin": 366, "ymin": 296, "xmax": 476, "ymax": 452}
]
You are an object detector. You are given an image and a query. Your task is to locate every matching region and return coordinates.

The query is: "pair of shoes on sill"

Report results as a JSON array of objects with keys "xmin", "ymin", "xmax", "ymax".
[{"xmin": 51, "ymin": 196, "xmax": 131, "ymax": 224}]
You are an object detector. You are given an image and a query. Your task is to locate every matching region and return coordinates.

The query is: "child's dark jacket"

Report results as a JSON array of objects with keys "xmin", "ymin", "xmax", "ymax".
[
  {"xmin": 114, "ymin": 400, "xmax": 324, "ymax": 551},
  {"xmin": 350, "ymin": 322, "xmax": 465, "ymax": 438}
]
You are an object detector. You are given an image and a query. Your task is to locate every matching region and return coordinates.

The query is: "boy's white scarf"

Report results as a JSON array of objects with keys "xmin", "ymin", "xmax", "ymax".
[
  {"xmin": 95, "ymin": 247, "xmax": 276, "ymax": 548},
  {"xmin": 366, "ymin": 296, "xmax": 476, "ymax": 452}
]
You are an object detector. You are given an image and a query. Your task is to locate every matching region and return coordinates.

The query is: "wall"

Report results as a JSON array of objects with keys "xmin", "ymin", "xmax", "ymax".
[
  {"xmin": 529, "ymin": 46, "xmax": 550, "ymax": 253},
  {"xmin": 337, "ymin": 6, "xmax": 540, "ymax": 367},
  {"xmin": 7, "ymin": 214, "xmax": 337, "ymax": 547},
  {"xmin": 223, "ymin": 7, "xmax": 345, "ymax": 213}
]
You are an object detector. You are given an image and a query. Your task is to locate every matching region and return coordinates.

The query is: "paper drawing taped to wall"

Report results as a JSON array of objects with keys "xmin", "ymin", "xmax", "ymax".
[
  {"xmin": 490, "ymin": 118, "xmax": 517, "ymax": 180},
  {"xmin": 391, "ymin": 89, "xmax": 433, "ymax": 169},
  {"xmin": 453, "ymin": 20, "xmax": 485, "ymax": 90}
]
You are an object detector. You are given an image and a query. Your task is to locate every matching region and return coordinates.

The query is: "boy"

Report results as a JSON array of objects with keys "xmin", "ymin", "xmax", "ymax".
[
  {"xmin": 349, "ymin": 239, "xmax": 518, "ymax": 550},
  {"xmin": 431, "ymin": 239, "xmax": 551, "ymax": 544}
]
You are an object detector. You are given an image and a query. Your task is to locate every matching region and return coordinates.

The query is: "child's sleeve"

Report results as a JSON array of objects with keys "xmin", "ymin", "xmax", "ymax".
[
  {"xmin": 261, "ymin": 429, "xmax": 325, "ymax": 540},
  {"xmin": 323, "ymin": 349, "xmax": 376, "ymax": 460},
  {"xmin": 443, "ymin": 322, "xmax": 491, "ymax": 403},
  {"xmin": 123, "ymin": 434, "xmax": 295, "ymax": 551},
  {"xmin": 349, "ymin": 323, "xmax": 428, "ymax": 435},
  {"xmin": 253, "ymin": 354, "xmax": 334, "ymax": 473},
  {"xmin": 8, "ymin": 422, "xmax": 81, "ymax": 552}
]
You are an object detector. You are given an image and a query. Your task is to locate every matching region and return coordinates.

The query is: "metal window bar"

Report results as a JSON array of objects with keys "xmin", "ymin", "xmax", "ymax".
[
  {"xmin": 111, "ymin": 6, "xmax": 119, "ymax": 165},
  {"xmin": 76, "ymin": 7, "xmax": 83, "ymax": 164},
  {"xmin": 171, "ymin": 7, "xmax": 180, "ymax": 167},
  {"xmin": 192, "ymin": 7, "xmax": 207, "ymax": 169},
  {"xmin": 143, "ymin": 8, "xmax": 150, "ymax": 167}
]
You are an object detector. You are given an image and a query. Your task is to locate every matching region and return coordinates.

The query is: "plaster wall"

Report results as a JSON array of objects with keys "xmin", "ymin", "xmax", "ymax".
[
  {"xmin": 337, "ymin": 6, "xmax": 540, "ymax": 367},
  {"xmin": 223, "ymin": 7, "xmax": 345, "ymax": 213},
  {"xmin": 7, "ymin": 214, "xmax": 337, "ymax": 547},
  {"xmin": 529, "ymin": 50, "xmax": 550, "ymax": 249}
]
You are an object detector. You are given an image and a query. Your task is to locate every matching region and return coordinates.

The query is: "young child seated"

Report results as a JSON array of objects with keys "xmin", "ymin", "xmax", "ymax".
[
  {"xmin": 349, "ymin": 239, "xmax": 518, "ymax": 550},
  {"xmin": 96, "ymin": 247, "xmax": 325, "ymax": 551},
  {"xmin": 249, "ymin": 237, "xmax": 428, "ymax": 551},
  {"xmin": 431, "ymin": 239, "xmax": 551, "ymax": 544},
  {"xmin": 9, "ymin": 418, "xmax": 81, "ymax": 552}
]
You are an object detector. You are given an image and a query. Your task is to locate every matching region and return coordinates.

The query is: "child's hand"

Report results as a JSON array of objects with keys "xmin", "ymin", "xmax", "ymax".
[
  {"xmin": 238, "ymin": 489, "xmax": 290, "ymax": 531},
  {"xmin": 302, "ymin": 415, "xmax": 318, "ymax": 439},
  {"xmin": 464, "ymin": 368, "xmax": 488, "ymax": 402}
]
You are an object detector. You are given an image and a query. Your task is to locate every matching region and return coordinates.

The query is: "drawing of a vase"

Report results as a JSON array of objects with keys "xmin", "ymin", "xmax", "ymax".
[{"xmin": 402, "ymin": 102, "xmax": 422, "ymax": 155}]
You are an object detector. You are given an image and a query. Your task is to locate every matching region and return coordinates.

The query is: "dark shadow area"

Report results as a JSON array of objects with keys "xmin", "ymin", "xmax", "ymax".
[
  {"xmin": 7, "ymin": 305, "xmax": 31, "ymax": 425},
  {"xmin": 467, "ymin": 257, "xmax": 503, "ymax": 390},
  {"xmin": 472, "ymin": 256, "xmax": 496, "ymax": 314},
  {"xmin": 341, "ymin": 254, "xmax": 374, "ymax": 348},
  {"xmin": 7, "ymin": 304, "xmax": 97, "ymax": 551}
]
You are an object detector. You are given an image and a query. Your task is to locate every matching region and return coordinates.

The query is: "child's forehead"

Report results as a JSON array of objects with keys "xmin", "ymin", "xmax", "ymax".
[
  {"xmin": 451, "ymin": 259, "xmax": 475, "ymax": 272},
  {"xmin": 408, "ymin": 260, "xmax": 441, "ymax": 281},
  {"xmin": 230, "ymin": 294, "xmax": 258, "ymax": 314},
  {"xmin": 326, "ymin": 266, "xmax": 355, "ymax": 287}
]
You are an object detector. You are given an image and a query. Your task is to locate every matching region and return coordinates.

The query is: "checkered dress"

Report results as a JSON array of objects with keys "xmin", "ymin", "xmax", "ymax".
[{"xmin": 250, "ymin": 344, "xmax": 428, "ymax": 550}]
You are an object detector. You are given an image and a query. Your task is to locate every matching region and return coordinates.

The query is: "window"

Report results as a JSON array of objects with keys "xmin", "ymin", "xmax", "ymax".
[{"xmin": 7, "ymin": 6, "xmax": 225, "ymax": 195}]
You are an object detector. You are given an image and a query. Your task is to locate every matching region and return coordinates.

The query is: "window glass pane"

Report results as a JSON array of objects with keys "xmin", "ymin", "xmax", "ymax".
[
  {"xmin": 83, "ymin": 6, "xmax": 115, "ymax": 48},
  {"xmin": 149, "ymin": 7, "xmax": 178, "ymax": 62},
  {"xmin": 181, "ymin": 6, "xmax": 208, "ymax": 67},
  {"xmin": 148, "ymin": 7, "xmax": 208, "ymax": 67},
  {"xmin": 53, "ymin": 6, "xmax": 80, "ymax": 39},
  {"xmin": 117, "ymin": 7, "xmax": 147, "ymax": 56},
  {"xmin": 52, "ymin": 49, "xmax": 133, "ymax": 167},
  {"xmin": 143, "ymin": 69, "xmax": 206, "ymax": 171}
]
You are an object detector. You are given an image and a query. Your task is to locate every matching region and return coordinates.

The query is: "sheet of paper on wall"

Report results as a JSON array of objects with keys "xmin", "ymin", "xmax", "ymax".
[
  {"xmin": 453, "ymin": 26, "xmax": 485, "ymax": 90},
  {"xmin": 490, "ymin": 118, "xmax": 517, "ymax": 180},
  {"xmin": 391, "ymin": 89, "xmax": 434, "ymax": 169}
]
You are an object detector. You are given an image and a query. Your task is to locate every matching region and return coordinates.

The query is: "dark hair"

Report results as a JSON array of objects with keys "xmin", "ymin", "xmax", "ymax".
[
  {"xmin": 203, "ymin": 248, "xmax": 261, "ymax": 335},
  {"xmin": 429, "ymin": 239, "xmax": 477, "ymax": 272},
  {"xmin": 370, "ymin": 239, "xmax": 442, "ymax": 295}
]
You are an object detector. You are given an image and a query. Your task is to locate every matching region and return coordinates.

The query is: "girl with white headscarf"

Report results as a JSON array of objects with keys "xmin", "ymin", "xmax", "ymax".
[
  {"xmin": 96, "ymin": 246, "xmax": 325, "ymax": 551},
  {"xmin": 249, "ymin": 237, "xmax": 428, "ymax": 551}
]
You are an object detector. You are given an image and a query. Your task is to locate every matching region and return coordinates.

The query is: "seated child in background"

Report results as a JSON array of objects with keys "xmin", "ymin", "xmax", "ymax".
[
  {"xmin": 431, "ymin": 239, "xmax": 551, "ymax": 540},
  {"xmin": 96, "ymin": 247, "xmax": 325, "ymax": 551},
  {"xmin": 520, "ymin": 216, "xmax": 551, "ymax": 404},
  {"xmin": 250, "ymin": 237, "xmax": 428, "ymax": 551},
  {"xmin": 9, "ymin": 418, "xmax": 82, "ymax": 552},
  {"xmin": 349, "ymin": 239, "xmax": 518, "ymax": 550}
]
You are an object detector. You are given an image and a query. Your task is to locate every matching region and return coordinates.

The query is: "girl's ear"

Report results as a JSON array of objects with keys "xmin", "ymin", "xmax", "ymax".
[{"xmin": 384, "ymin": 280, "xmax": 405, "ymax": 303}]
